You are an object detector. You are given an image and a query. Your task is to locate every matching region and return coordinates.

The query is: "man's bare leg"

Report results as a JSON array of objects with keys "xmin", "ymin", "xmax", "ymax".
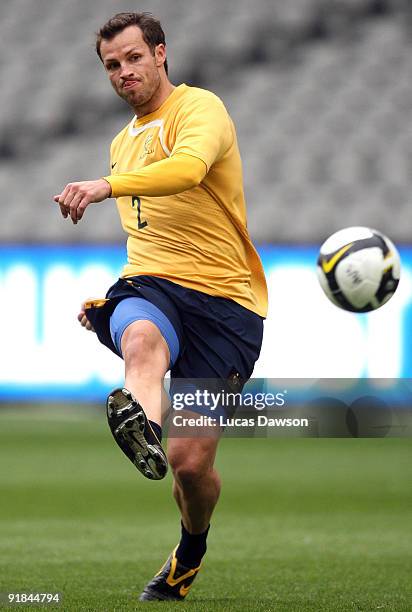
[
  {"xmin": 168, "ymin": 436, "xmax": 221, "ymax": 534},
  {"xmin": 121, "ymin": 320, "xmax": 170, "ymax": 426},
  {"xmin": 139, "ymin": 433, "xmax": 221, "ymax": 600}
]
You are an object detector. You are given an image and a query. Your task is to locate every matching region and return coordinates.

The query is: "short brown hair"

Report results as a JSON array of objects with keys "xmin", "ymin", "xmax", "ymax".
[{"xmin": 96, "ymin": 12, "xmax": 168, "ymax": 75}]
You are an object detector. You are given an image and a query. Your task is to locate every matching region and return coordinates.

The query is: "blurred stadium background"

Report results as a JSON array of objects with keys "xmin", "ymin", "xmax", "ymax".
[
  {"xmin": 0, "ymin": 0, "xmax": 412, "ymax": 244},
  {"xmin": 2, "ymin": 0, "xmax": 412, "ymax": 397},
  {"xmin": 1, "ymin": 0, "xmax": 412, "ymax": 242},
  {"xmin": 0, "ymin": 1, "xmax": 411, "ymax": 610}
]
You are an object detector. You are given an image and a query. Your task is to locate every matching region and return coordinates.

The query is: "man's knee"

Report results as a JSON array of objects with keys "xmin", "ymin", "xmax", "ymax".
[
  {"xmin": 171, "ymin": 459, "xmax": 207, "ymax": 488},
  {"xmin": 168, "ymin": 441, "xmax": 217, "ymax": 488},
  {"xmin": 121, "ymin": 321, "xmax": 169, "ymax": 373}
]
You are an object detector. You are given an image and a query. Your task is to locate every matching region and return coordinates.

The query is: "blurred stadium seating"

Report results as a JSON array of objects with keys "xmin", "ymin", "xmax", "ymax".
[{"xmin": 0, "ymin": 0, "xmax": 411, "ymax": 242}]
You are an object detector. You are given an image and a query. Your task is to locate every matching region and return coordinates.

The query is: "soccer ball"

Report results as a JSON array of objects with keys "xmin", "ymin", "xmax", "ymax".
[{"xmin": 317, "ymin": 227, "xmax": 400, "ymax": 312}]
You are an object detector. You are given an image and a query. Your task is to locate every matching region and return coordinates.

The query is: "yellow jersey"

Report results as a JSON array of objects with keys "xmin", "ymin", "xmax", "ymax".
[{"xmin": 106, "ymin": 84, "xmax": 268, "ymax": 318}]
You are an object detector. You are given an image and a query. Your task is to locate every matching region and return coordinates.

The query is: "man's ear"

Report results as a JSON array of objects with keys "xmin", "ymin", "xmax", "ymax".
[{"xmin": 155, "ymin": 44, "xmax": 166, "ymax": 68}]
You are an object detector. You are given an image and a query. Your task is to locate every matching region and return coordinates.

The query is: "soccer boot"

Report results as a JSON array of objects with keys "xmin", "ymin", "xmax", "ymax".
[
  {"xmin": 106, "ymin": 387, "xmax": 167, "ymax": 480},
  {"xmin": 139, "ymin": 547, "xmax": 201, "ymax": 601}
]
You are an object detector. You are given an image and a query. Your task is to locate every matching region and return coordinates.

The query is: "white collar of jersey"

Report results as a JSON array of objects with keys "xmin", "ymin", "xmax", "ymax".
[{"xmin": 128, "ymin": 118, "xmax": 171, "ymax": 157}]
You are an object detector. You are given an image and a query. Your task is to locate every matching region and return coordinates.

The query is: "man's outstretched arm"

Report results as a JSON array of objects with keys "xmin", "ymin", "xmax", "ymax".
[
  {"xmin": 54, "ymin": 153, "xmax": 207, "ymax": 224},
  {"xmin": 54, "ymin": 179, "xmax": 112, "ymax": 224}
]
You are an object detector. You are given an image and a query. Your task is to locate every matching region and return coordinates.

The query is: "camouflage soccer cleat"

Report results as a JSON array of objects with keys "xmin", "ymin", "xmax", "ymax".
[
  {"xmin": 106, "ymin": 388, "xmax": 168, "ymax": 480},
  {"xmin": 139, "ymin": 548, "xmax": 201, "ymax": 601}
]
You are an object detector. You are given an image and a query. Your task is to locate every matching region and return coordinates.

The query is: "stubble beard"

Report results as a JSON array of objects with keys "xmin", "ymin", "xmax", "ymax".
[{"xmin": 119, "ymin": 71, "xmax": 161, "ymax": 116}]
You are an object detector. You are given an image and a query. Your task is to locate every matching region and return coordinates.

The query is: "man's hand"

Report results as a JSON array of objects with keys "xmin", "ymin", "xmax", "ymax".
[
  {"xmin": 78, "ymin": 306, "xmax": 95, "ymax": 332},
  {"xmin": 54, "ymin": 179, "xmax": 112, "ymax": 224}
]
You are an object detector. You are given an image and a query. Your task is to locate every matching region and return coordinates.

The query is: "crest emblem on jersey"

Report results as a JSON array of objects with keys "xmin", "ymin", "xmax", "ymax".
[{"xmin": 140, "ymin": 133, "xmax": 155, "ymax": 158}]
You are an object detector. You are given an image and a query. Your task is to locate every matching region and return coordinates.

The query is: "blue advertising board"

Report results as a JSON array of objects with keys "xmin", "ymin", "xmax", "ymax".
[{"xmin": 1, "ymin": 245, "xmax": 411, "ymax": 401}]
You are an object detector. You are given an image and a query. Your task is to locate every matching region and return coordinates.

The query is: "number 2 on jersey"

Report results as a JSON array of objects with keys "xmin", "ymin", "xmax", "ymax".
[{"xmin": 131, "ymin": 196, "xmax": 148, "ymax": 230}]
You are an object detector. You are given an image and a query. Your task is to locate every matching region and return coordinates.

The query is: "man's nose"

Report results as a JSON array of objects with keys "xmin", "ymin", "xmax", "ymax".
[{"xmin": 119, "ymin": 62, "xmax": 134, "ymax": 79}]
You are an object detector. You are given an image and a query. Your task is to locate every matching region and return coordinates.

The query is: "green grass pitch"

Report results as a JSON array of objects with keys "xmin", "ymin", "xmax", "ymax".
[{"xmin": 0, "ymin": 406, "xmax": 411, "ymax": 611}]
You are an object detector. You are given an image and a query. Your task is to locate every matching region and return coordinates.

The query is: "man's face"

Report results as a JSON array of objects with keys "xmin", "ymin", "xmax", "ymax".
[{"xmin": 100, "ymin": 26, "xmax": 164, "ymax": 111}]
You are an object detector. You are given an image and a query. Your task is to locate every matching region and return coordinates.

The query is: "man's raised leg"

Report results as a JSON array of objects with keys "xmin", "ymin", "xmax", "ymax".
[
  {"xmin": 106, "ymin": 319, "xmax": 170, "ymax": 479},
  {"xmin": 121, "ymin": 320, "xmax": 170, "ymax": 426}
]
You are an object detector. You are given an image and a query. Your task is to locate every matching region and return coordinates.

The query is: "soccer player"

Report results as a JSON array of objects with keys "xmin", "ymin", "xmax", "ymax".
[{"xmin": 54, "ymin": 12, "xmax": 267, "ymax": 601}]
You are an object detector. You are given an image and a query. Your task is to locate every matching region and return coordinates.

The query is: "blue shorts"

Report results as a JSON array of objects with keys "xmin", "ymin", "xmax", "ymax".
[
  {"xmin": 109, "ymin": 297, "xmax": 180, "ymax": 368},
  {"xmin": 85, "ymin": 275, "xmax": 264, "ymax": 409}
]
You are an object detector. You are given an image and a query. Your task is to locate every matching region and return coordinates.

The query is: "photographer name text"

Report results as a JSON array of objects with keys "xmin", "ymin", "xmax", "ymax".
[{"xmin": 172, "ymin": 415, "xmax": 309, "ymax": 428}]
